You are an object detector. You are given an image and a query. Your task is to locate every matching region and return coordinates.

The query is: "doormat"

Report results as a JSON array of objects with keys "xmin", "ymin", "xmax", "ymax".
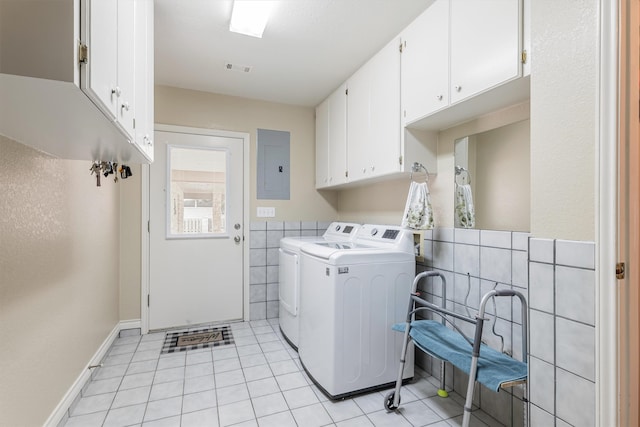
[{"xmin": 161, "ymin": 326, "xmax": 234, "ymax": 354}]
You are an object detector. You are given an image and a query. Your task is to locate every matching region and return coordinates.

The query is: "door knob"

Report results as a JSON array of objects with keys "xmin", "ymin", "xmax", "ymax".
[{"xmin": 234, "ymin": 236, "xmax": 241, "ymax": 243}]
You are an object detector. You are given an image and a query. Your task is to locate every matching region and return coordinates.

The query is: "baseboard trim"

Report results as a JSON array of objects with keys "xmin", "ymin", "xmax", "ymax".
[
  {"xmin": 119, "ymin": 318, "xmax": 142, "ymax": 331},
  {"xmin": 44, "ymin": 319, "xmax": 141, "ymax": 427}
]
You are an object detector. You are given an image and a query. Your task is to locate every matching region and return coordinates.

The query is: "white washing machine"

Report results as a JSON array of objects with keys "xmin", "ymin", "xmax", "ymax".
[
  {"xmin": 278, "ymin": 222, "xmax": 361, "ymax": 349},
  {"xmin": 298, "ymin": 224, "xmax": 416, "ymax": 399}
]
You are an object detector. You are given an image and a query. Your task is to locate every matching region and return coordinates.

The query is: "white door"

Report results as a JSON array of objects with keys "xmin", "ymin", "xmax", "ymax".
[{"xmin": 149, "ymin": 129, "xmax": 245, "ymax": 330}]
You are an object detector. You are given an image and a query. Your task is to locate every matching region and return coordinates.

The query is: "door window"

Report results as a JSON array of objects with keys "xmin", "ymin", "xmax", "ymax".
[{"xmin": 167, "ymin": 145, "xmax": 228, "ymax": 238}]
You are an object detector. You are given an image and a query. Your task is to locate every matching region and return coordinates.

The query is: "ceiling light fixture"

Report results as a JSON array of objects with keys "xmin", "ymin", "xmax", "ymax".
[{"xmin": 229, "ymin": 1, "xmax": 275, "ymax": 38}]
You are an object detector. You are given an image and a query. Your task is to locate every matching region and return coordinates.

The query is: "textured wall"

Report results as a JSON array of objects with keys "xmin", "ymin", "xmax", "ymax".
[
  {"xmin": 0, "ymin": 136, "xmax": 120, "ymax": 426},
  {"xmin": 530, "ymin": 0, "xmax": 597, "ymax": 241}
]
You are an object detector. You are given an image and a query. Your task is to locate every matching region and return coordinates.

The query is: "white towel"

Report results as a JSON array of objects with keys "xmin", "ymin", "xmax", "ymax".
[
  {"xmin": 402, "ymin": 181, "xmax": 434, "ymax": 230},
  {"xmin": 455, "ymin": 184, "xmax": 475, "ymax": 228}
]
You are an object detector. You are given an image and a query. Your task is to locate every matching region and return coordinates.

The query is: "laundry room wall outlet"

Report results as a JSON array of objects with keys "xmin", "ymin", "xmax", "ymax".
[{"xmin": 257, "ymin": 207, "xmax": 276, "ymax": 217}]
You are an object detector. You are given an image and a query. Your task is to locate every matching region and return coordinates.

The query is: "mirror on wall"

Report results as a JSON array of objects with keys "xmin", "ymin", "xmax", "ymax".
[{"xmin": 453, "ymin": 119, "xmax": 531, "ymax": 232}]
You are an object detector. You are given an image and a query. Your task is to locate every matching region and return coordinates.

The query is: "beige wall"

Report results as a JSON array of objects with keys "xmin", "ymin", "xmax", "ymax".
[
  {"xmin": 337, "ymin": 102, "xmax": 531, "ymax": 228},
  {"xmin": 530, "ymin": 0, "xmax": 597, "ymax": 241},
  {"xmin": 119, "ymin": 164, "xmax": 142, "ymax": 321},
  {"xmin": 0, "ymin": 136, "xmax": 120, "ymax": 426},
  {"xmin": 155, "ymin": 85, "xmax": 339, "ymax": 221},
  {"xmin": 474, "ymin": 119, "xmax": 530, "ymax": 231}
]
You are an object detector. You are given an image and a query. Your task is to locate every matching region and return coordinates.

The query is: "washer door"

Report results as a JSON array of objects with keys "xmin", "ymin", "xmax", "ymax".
[{"xmin": 279, "ymin": 248, "xmax": 298, "ymax": 316}]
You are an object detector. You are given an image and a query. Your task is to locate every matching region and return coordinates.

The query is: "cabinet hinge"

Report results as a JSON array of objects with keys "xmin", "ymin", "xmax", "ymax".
[
  {"xmin": 147, "ymin": 294, "xmax": 150, "ymax": 307},
  {"xmin": 521, "ymin": 49, "xmax": 527, "ymax": 64},
  {"xmin": 78, "ymin": 42, "xmax": 88, "ymax": 65},
  {"xmin": 399, "ymin": 42, "xmax": 404, "ymax": 53},
  {"xmin": 399, "ymin": 156, "xmax": 403, "ymax": 165},
  {"xmin": 147, "ymin": 220, "xmax": 150, "ymax": 233},
  {"xmin": 133, "ymin": 118, "xmax": 136, "ymax": 129},
  {"xmin": 345, "ymin": 170, "xmax": 349, "ymax": 178},
  {"xmin": 616, "ymin": 262, "xmax": 626, "ymax": 279},
  {"xmin": 345, "ymin": 88, "xmax": 348, "ymax": 96}
]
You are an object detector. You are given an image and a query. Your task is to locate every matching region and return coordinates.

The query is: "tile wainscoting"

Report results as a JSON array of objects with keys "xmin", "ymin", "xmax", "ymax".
[
  {"xmin": 417, "ymin": 227, "xmax": 530, "ymax": 427},
  {"xmin": 418, "ymin": 227, "xmax": 596, "ymax": 427},
  {"xmin": 251, "ymin": 222, "xmax": 596, "ymax": 426},
  {"xmin": 528, "ymin": 238, "xmax": 596, "ymax": 427},
  {"xmin": 248, "ymin": 221, "xmax": 332, "ymax": 321}
]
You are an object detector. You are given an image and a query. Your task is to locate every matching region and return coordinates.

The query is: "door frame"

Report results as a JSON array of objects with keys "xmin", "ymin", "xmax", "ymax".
[
  {"xmin": 616, "ymin": 0, "xmax": 640, "ymax": 425},
  {"xmin": 141, "ymin": 124, "xmax": 251, "ymax": 333}
]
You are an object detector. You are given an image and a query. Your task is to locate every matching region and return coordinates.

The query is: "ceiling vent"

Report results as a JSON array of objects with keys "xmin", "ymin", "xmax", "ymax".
[{"xmin": 224, "ymin": 62, "xmax": 252, "ymax": 73}]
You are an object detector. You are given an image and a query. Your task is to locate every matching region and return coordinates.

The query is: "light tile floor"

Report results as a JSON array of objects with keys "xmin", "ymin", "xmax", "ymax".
[{"xmin": 62, "ymin": 319, "xmax": 505, "ymax": 427}]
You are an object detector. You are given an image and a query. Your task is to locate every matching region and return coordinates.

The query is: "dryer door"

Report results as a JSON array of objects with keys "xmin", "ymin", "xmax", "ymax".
[{"xmin": 279, "ymin": 248, "xmax": 298, "ymax": 315}]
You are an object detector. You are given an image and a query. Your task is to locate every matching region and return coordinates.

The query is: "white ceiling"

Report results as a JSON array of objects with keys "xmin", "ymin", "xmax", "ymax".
[{"xmin": 154, "ymin": 0, "xmax": 433, "ymax": 107}]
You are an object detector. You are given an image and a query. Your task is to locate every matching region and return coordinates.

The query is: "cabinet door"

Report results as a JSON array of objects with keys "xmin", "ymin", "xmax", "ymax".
[
  {"xmin": 450, "ymin": 0, "xmax": 521, "ymax": 104},
  {"xmin": 117, "ymin": 0, "xmax": 135, "ymax": 140},
  {"xmin": 369, "ymin": 37, "xmax": 402, "ymax": 177},
  {"xmin": 134, "ymin": 0, "xmax": 154, "ymax": 160},
  {"xmin": 327, "ymin": 84, "xmax": 347, "ymax": 186},
  {"xmin": 346, "ymin": 61, "xmax": 371, "ymax": 182},
  {"xmin": 347, "ymin": 38, "xmax": 402, "ymax": 182},
  {"xmin": 315, "ymin": 98, "xmax": 330, "ymax": 188},
  {"xmin": 401, "ymin": 0, "xmax": 450, "ymax": 124},
  {"xmin": 81, "ymin": 0, "xmax": 118, "ymax": 119}
]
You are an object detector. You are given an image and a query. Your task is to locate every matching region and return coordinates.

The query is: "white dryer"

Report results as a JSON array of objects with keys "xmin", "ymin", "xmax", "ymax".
[
  {"xmin": 278, "ymin": 222, "xmax": 361, "ymax": 349},
  {"xmin": 298, "ymin": 224, "xmax": 416, "ymax": 399}
]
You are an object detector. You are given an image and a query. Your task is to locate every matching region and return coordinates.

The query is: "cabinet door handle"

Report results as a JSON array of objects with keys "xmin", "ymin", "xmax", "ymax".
[
  {"xmin": 111, "ymin": 86, "xmax": 122, "ymax": 97},
  {"xmin": 121, "ymin": 102, "xmax": 130, "ymax": 112},
  {"xmin": 454, "ymin": 85, "xmax": 462, "ymax": 92},
  {"xmin": 436, "ymin": 95, "xmax": 443, "ymax": 101}
]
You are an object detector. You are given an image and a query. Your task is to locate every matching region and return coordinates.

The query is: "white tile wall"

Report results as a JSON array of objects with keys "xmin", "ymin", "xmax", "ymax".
[
  {"xmin": 480, "ymin": 230, "xmax": 512, "ymax": 249},
  {"xmin": 556, "ymin": 240, "xmax": 595, "ymax": 269},
  {"xmin": 530, "ymin": 403, "xmax": 555, "ymax": 426},
  {"xmin": 420, "ymin": 230, "xmax": 595, "ymax": 426},
  {"xmin": 453, "ymin": 228, "xmax": 480, "ymax": 245},
  {"xmin": 248, "ymin": 221, "xmax": 331, "ymax": 320},
  {"xmin": 529, "ymin": 238, "xmax": 554, "ymax": 263},
  {"xmin": 529, "ymin": 309, "xmax": 554, "ymax": 363},
  {"xmin": 528, "ymin": 237, "xmax": 596, "ymax": 426},
  {"xmin": 420, "ymin": 227, "xmax": 529, "ymax": 427},
  {"xmin": 555, "ymin": 317, "xmax": 595, "ymax": 381},
  {"xmin": 453, "ymin": 244, "xmax": 479, "ymax": 276},
  {"xmin": 529, "ymin": 356, "xmax": 555, "ymax": 414},
  {"xmin": 556, "ymin": 368, "xmax": 596, "ymax": 427},
  {"xmin": 555, "ymin": 265, "xmax": 595, "ymax": 325},
  {"xmin": 480, "ymin": 246, "xmax": 512, "ymax": 284},
  {"xmin": 528, "ymin": 262, "xmax": 555, "ymax": 313}
]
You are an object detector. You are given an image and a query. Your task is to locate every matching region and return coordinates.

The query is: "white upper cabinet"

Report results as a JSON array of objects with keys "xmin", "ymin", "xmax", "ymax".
[
  {"xmin": 116, "ymin": 0, "xmax": 136, "ymax": 139},
  {"xmin": 316, "ymin": 84, "xmax": 347, "ymax": 189},
  {"xmin": 347, "ymin": 37, "xmax": 402, "ymax": 183},
  {"xmin": 401, "ymin": 0, "xmax": 450, "ymax": 125},
  {"xmin": 0, "ymin": 0, "xmax": 153, "ymax": 163},
  {"xmin": 401, "ymin": 0, "xmax": 528, "ymax": 130},
  {"xmin": 315, "ymin": 36, "xmax": 438, "ymax": 189},
  {"xmin": 81, "ymin": 0, "xmax": 119, "ymax": 120},
  {"xmin": 82, "ymin": 0, "xmax": 136, "ymax": 142},
  {"xmin": 327, "ymin": 85, "xmax": 347, "ymax": 187},
  {"xmin": 315, "ymin": 97, "xmax": 330, "ymax": 188},
  {"xmin": 449, "ymin": 0, "xmax": 521, "ymax": 104},
  {"xmin": 134, "ymin": 0, "xmax": 155, "ymax": 160}
]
